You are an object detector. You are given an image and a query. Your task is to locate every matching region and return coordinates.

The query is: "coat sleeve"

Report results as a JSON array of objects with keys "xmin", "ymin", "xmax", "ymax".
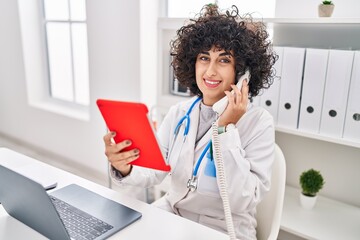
[{"xmin": 214, "ymin": 109, "xmax": 275, "ymax": 215}]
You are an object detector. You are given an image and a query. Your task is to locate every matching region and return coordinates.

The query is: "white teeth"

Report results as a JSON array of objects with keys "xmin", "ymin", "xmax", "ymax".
[{"xmin": 205, "ymin": 80, "xmax": 220, "ymax": 85}]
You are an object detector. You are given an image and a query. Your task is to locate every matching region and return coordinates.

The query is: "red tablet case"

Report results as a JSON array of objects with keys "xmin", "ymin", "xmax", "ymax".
[{"xmin": 97, "ymin": 99, "xmax": 171, "ymax": 172}]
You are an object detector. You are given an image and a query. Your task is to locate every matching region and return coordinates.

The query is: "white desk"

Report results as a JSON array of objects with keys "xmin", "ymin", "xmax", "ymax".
[{"xmin": 0, "ymin": 148, "xmax": 229, "ymax": 240}]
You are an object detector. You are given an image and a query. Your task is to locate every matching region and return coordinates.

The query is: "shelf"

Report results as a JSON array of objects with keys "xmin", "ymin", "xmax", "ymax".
[
  {"xmin": 158, "ymin": 17, "xmax": 360, "ymax": 50},
  {"xmin": 262, "ymin": 18, "xmax": 360, "ymax": 24},
  {"xmin": 158, "ymin": 17, "xmax": 360, "ymax": 30},
  {"xmin": 281, "ymin": 186, "xmax": 360, "ymax": 240},
  {"xmin": 276, "ymin": 126, "xmax": 360, "ymax": 149}
]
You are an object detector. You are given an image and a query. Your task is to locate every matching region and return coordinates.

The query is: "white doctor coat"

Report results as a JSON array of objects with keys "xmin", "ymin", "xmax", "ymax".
[{"xmin": 110, "ymin": 96, "xmax": 275, "ymax": 240}]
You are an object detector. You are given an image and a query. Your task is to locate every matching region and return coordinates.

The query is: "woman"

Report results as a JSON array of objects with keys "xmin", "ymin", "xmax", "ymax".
[{"xmin": 103, "ymin": 4, "xmax": 277, "ymax": 240}]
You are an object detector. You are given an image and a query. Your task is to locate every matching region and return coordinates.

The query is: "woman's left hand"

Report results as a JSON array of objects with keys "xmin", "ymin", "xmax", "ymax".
[{"xmin": 218, "ymin": 80, "xmax": 249, "ymax": 127}]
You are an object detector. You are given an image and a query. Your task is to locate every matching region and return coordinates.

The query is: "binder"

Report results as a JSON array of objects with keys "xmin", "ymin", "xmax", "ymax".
[
  {"xmin": 319, "ymin": 49, "xmax": 354, "ymax": 138},
  {"xmin": 343, "ymin": 51, "xmax": 360, "ymax": 141},
  {"xmin": 277, "ymin": 47, "xmax": 305, "ymax": 129},
  {"xmin": 298, "ymin": 48, "xmax": 329, "ymax": 133},
  {"xmin": 260, "ymin": 47, "xmax": 283, "ymax": 124}
]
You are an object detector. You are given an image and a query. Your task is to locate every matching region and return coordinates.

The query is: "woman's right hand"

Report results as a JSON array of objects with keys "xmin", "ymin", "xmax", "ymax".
[{"xmin": 103, "ymin": 131, "xmax": 140, "ymax": 177}]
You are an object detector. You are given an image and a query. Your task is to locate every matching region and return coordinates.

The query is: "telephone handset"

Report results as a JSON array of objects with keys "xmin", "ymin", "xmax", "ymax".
[{"xmin": 212, "ymin": 69, "xmax": 251, "ymax": 116}]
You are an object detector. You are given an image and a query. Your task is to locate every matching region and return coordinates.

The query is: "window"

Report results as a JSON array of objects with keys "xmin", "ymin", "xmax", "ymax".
[
  {"xmin": 166, "ymin": 0, "xmax": 276, "ymax": 18},
  {"xmin": 43, "ymin": 0, "xmax": 89, "ymax": 105}
]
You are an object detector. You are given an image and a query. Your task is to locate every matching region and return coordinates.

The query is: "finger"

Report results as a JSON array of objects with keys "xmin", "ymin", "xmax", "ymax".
[
  {"xmin": 232, "ymin": 81, "xmax": 249, "ymax": 105},
  {"xmin": 224, "ymin": 90, "xmax": 234, "ymax": 105},
  {"xmin": 124, "ymin": 153, "xmax": 140, "ymax": 164},
  {"xmin": 114, "ymin": 139, "xmax": 133, "ymax": 151},
  {"xmin": 111, "ymin": 152, "xmax": 139, "ymax": 168},
  {"xmin": 108, "ymin": 148, "xmax": 139, "ymax": 163},
  {"xmin": 241, "ymin": 80, "xmax": 249, "ymax": 103},
  {"xmin": 231, "ymin": 84, "xmax": 241, "ymax": 95},
  {"xmin": 106, "ymin": 140, "xmax": 133, "ymax": 156},
  {"xmin": 230, "ymin": 84, "xmax": 242, "ymax": 105},
  {"xmin": 108, "ymin": 151, "xmax": 139, "ymax": 173},
  {"xmin": 241, "ymin": 79, "xmax": 249, "ymax": 93},
  {"xmin": 118, "ymin": 148, "xmax": 139, "ymax": 161},
  {"xmin": 103, "ymin": 131, "xmax": 116, "ymax": 146}
]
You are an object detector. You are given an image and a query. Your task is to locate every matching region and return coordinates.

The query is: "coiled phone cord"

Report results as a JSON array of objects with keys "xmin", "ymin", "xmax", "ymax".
[{"xmin": 212, "ymin": 122, "xmax": 237, "ymax": 240}]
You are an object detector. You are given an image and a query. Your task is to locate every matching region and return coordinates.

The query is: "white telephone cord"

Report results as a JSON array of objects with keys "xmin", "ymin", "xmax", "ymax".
[{"xmin": 212, "ymin": 122, "xmax": 237, "ymax": 240}]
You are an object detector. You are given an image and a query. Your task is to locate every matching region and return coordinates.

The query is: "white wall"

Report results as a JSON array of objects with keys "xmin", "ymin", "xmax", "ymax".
[
  {"xmin": 140, "ymin": 0, "xmax": 159, "ymax": 113},
  {"xmin": 275, "ymin": 0, "xmax": 360, "ymax": 18},
  {"xmin": 0, "ymin": 0, "xmax": 141, "ymax": 185}
]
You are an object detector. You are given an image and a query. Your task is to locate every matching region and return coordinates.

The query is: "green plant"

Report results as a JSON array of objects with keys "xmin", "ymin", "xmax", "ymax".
[
  {"xmin": 299, "ymin": 169, "xmax": 325, "ymax": 197},
  {"xmin": 322, "ymin": 0, "xmax": 333, "ymax": 5}
]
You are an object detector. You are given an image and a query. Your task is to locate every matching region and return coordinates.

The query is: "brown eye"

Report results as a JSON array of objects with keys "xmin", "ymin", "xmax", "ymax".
[
  {"xmin": 199, "ymin": 56, "xmax": 209, "ymax": 61},
  {"xmin": 220, "ymin": 58, "xmax": 230, "ymax": 63}
]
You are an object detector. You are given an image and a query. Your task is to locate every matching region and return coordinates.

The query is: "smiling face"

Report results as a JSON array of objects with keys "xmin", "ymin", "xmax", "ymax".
[{"xmin": 195, "ymin": 46, "xmax": 236, "ymax": 106}]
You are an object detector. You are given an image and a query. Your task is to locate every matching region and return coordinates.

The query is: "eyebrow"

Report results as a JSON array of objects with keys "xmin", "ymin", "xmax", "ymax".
[{"xmin": 199, "ymin": 51, "xmax": 233, "ymax": 57}]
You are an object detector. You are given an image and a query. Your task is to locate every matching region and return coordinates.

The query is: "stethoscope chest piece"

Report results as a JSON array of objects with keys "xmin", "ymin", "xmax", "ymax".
[{"xmin": 187, "ymin": 176, "xmax": 198, "ymax": 192}]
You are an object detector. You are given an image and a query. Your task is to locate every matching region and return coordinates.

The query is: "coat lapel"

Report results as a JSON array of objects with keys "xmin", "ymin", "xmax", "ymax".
[
  {"xmin": 194, "ymin": 126, "xmax": 212, "ymax": 152},
  {"xmin": 170, "ymin": 97, "xmax": 201, "ymax": 184}
]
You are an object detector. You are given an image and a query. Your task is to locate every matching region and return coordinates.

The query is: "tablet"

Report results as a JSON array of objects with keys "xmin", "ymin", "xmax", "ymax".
[{"xmin": 96, "ymin": 99, "xmax": 171, "ymax": 172}]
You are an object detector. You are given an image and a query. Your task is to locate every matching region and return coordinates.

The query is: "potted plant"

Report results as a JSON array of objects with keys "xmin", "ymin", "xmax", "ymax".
[
  {"xmin": 318, "ymin": 1, "xmax": 335, "ymax": 17},
  {"xmin": 299, "ymin": 168, "xmax": 325, "ymax": 209}
]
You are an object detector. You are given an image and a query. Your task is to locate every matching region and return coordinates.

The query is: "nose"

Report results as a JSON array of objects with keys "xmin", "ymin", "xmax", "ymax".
[{"xmin": 205, "ymin": 61, "xmax": 217, "ymax": 77}]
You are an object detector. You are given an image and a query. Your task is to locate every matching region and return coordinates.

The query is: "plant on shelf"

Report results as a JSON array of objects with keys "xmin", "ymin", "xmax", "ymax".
[
  {"xmin": 318, "ymin": 1, "xmax": 335, "ymax": 17},
  {"xmin": 322, "ymin": 0, "xmax": 333, "ymax": 5},
  {"xmin": 300, "ymin": 168, "xmax": 324, "ymax": 196},
  {"xmin": 299, "ymin": 168, "xmax": 325, "ymax": 209}
]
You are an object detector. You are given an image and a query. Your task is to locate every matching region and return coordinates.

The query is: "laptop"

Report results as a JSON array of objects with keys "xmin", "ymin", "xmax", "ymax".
[{"xmin": 0, "ymin": 165, "xmax": 142, "ymax": 240}]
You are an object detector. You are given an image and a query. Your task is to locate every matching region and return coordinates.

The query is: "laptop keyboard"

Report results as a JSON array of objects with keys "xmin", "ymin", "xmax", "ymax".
[{"xmin": 50, "ymin": 196, "xmax": 114, "ymax": 240}]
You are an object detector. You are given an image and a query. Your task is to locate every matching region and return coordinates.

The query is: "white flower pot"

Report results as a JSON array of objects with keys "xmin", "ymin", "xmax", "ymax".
[
  {"xmin": 300, "ymin": 193, "xmax": 317, "ymax": 210},
  {"xmin": 318, "ymin": 4, "xmax": 335, "ymax": 17}
]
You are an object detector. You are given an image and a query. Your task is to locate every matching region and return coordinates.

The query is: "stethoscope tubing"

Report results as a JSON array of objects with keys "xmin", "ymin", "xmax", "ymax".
[
  {"xmin": 174, "ymin": 97, "xmax": 202, "ymax": 137},
  {"xmin": 193, "ymin": 140, "xmax": 212, "ymax": 176},
  {"xmin": 169, "ymin": 97, "xmax": 214, "ymax": 191}
]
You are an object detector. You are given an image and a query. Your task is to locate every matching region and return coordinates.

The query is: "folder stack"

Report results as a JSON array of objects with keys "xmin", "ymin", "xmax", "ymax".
[
  {"xmin": 260, "ymin": 47, "xmax": 283, "ymax": 124},
  {"xmin": 277, "ymin": 47, "xmax": 305, "ymax": 129},
  {"xmin": 253, "ymin": 46, "xmax": 359, "ymax": 144},
  {"xmin": 343, "ymin": 51, "xmax": 360, "ymax": 141},
  {"xmin": 319, "ymin": 50, "xmax": 354, "ymax": 138},
  {"xmin": 298, "ymin": 48, "xmax": 329, "ymax": 133}
]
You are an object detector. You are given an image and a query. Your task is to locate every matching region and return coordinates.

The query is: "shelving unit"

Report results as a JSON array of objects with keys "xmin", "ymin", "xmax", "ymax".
[
  {"xmin": 281, "ymin": 186, "xmax": 360, "ymax": 240},
  {"xmin": 276, "ymin": 126, "xmax": 360, "ymax": 149},
  {"xmin": 157, "ymin": 17, "xmax": 360, "ymax": 147},
  {"xmin": 156, "ymin": 17, "xmax": 360, "ymax": 239}
]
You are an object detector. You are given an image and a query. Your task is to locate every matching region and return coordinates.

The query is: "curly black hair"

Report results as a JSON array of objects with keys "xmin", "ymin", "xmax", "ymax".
[{"xmin": 170, "ymin": 4, "xmax": 278, "ymax": 99}]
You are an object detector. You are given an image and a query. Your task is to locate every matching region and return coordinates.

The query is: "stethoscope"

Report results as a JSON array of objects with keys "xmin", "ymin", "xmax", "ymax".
[
  {"xmin": 187, "ymin": 140, "xmax": 212, "ymax": 192},
  {"xmin": 171, "ymin": 96, "xmax": 214, "ymax": 192},
  {"xmin": 173, "ymin": 97, "xmax": 202, "ymax": 141}
]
